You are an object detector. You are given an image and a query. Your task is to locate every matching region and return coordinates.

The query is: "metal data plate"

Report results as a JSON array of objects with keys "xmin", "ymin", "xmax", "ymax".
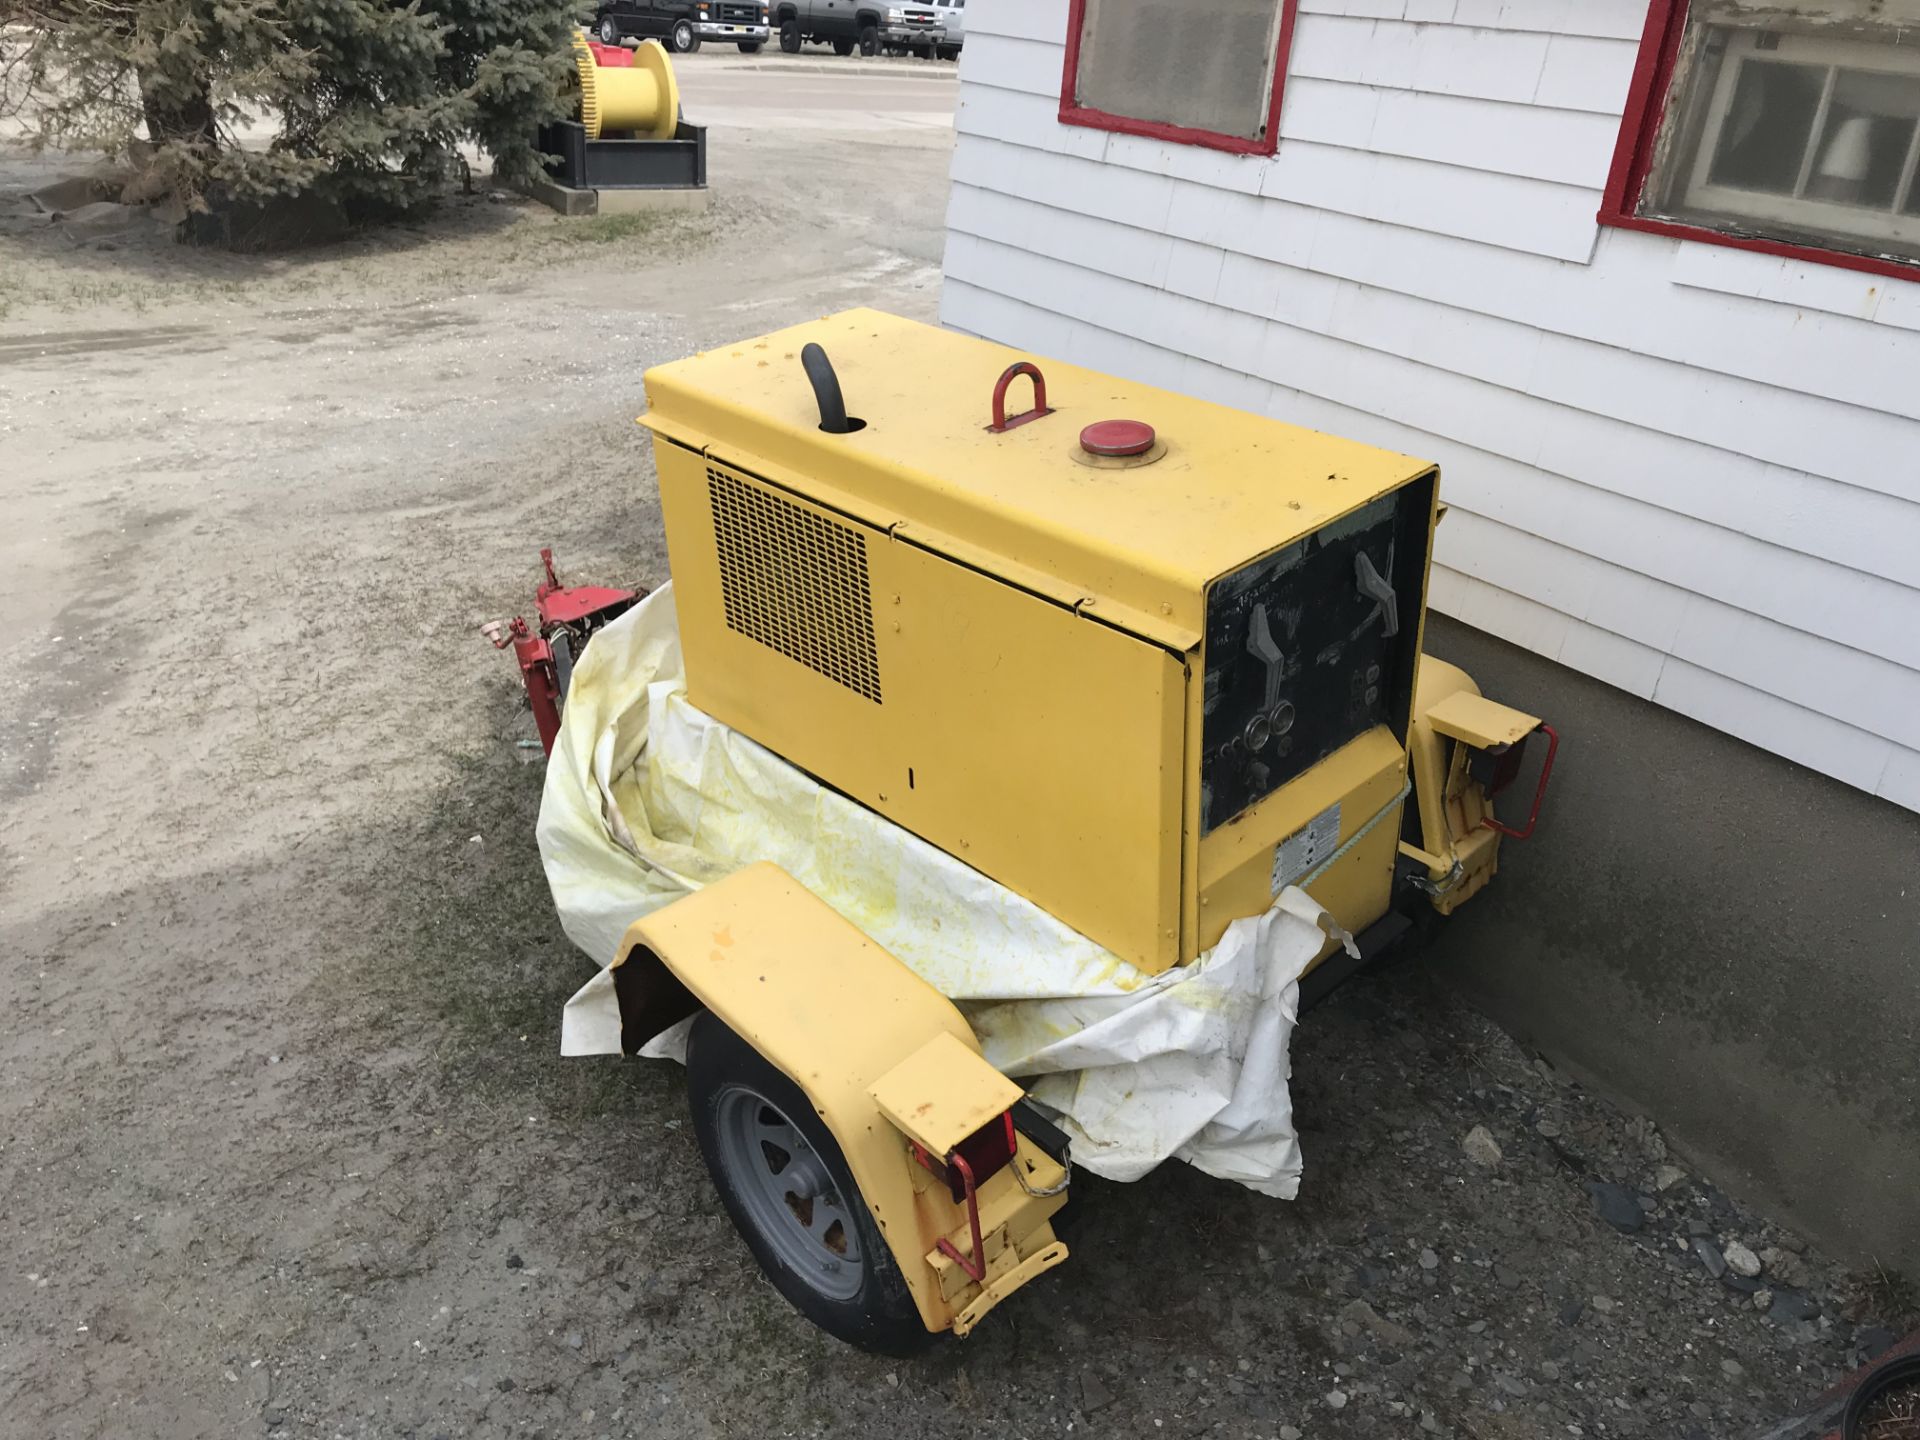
[{"xmin": 1271, "ymin": 802, "xmax": 1343, "ymax": 896}]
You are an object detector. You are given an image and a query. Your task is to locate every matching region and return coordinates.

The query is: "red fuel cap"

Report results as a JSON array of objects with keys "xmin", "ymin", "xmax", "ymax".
[{"xmin": 1079, "ymin": 418, "xmax": 1156, "ymax": 457}]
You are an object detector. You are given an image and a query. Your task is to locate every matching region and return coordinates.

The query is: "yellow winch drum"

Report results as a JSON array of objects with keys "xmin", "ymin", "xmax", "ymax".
[{"xmin": 571, "ymin": 32, "xmax": 681, "ymax": 142}]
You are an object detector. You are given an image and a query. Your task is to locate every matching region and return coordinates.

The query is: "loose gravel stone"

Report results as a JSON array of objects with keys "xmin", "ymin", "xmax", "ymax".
[
  {"xmin": 1858, "ymin": 1326, "xmax": 1898, "ymax": 1359},
  {"xmin": 1588, "ymin": 1181, "xmax": 1645, "ymax": 1233},
  {"xmin": 1080, "ymin": 1373, "xmax": 1115, "ymax": 1412},
  {"xmin": 1693, "ymin": 1239, "xmax": 1728, "ymax": 1278},
  {"xmin": 1463, "ymin": 1126, "xmax": 1503, "ymax": 1167},
  {"xmin": 1769, "ymin": 1291, "xmax": 1820, "ymax": 1324},
  {"xmin": 1761, "ymin": 1247, "xmax": 1809, "ymax": 1288},
  {"xmin": 1724, "ymin": 1242, "xmax": 1762, "ymax": 1278}
]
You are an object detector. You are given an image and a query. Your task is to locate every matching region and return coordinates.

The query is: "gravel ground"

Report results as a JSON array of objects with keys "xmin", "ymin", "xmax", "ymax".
[{"xmin": 1, "ymin": 51, "xmax": 1912, "ymax": 1440}]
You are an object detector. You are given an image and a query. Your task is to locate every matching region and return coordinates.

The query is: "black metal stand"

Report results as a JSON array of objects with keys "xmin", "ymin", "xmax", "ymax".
[{"xmin": 536, "ymin": 119, "xmax": 708, "ymax": 191}]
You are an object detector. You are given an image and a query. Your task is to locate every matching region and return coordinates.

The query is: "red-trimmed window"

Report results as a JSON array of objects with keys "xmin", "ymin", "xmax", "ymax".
[
  {"xmin": 1059, "ymin": 0, "xmax": 1300, "ymax": 157},
  {"xmin": 1602, "ymin": 0, "xmax": 1920, "ymax": 281}
]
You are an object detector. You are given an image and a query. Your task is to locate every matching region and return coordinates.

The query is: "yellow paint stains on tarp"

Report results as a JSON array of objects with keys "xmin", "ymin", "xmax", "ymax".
[{"xmin": 544, "ymin": 585, "xmax": 1337, "ymax": 1196}]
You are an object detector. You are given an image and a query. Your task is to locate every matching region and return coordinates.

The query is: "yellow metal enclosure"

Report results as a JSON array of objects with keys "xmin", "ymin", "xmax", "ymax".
[{"xmin": 642, "ymin": 309, "xmax": 1441, "ymax": 974}]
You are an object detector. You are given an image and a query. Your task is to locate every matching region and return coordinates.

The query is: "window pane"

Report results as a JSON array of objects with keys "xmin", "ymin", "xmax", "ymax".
[
  {"xmin": 1074, "ymin": 0, "xmax": 1284, "ymax": 142},
  {"xmin": 1634, "ymin": 16, "xmax": 1920, "ymax": 265},
  {"xmin": 1805, "ymin": 69, "xmax": 1920, "ymax": 210},
  {"xmin": 1707, "ymin": 59, "xmax": 1825, "ymax": 195}
]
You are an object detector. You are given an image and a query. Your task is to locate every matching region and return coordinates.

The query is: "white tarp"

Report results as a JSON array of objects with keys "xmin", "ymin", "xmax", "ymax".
[{"xmin": 542, "ymin": 585, "xmax": 1354, "ymax": 1197}]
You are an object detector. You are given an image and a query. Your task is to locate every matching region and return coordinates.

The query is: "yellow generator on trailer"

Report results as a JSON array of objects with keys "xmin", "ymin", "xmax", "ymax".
[{"xmin": 605, "ymin": 309, "xmax": 1556, "ymax": 1353}]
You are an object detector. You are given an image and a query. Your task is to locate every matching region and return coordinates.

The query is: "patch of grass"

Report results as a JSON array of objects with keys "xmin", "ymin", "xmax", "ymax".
[
  {"xmin": 522, "ymin": 207, "xmax": 718, "ymax": 254},
  {"xmin": 575, "ymin": 211, "xmax": 669, "ymax": 244},
  {"xmin": 318, "ymin": 693, "xmax": 670, "ymax": 1125}
]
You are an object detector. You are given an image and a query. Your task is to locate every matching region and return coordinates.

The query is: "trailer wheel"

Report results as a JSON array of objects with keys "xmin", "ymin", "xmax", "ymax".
[{"xmin": 686, "ymin": 1012, "xmax": 930, "ymax": 1355}]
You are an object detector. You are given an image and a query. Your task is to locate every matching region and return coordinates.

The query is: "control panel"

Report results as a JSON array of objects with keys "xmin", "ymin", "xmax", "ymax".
[{"xmin": 1200, "ymin": 478, "xmax": 1433, "ymax": 834}]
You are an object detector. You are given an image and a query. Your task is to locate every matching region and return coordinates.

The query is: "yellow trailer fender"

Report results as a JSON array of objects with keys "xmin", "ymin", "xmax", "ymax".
[{"xmin": 604, "ymin": 862, "xmax": 1067, "ymax": 1338}]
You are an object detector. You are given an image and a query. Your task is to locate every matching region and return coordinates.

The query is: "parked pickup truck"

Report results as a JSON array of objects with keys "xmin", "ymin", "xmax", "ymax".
[
  {"xmin": 773, "ymin": 0, "xmax": 942, "ymax": 56},
  {"xmin": 595, "ymin": 0, "xmax": 772, "ymax": 52}
]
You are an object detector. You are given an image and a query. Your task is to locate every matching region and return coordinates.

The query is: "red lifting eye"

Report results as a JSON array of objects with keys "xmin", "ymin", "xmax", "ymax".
[{"xmin": 1080, "ymin": 419, "xmax": 1156, "ymax": 457}]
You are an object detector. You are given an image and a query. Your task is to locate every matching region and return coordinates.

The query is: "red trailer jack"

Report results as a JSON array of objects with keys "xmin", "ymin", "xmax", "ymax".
[{"xmin": 483, "ymin": 549, "xmax": 641, "ymax": 754}]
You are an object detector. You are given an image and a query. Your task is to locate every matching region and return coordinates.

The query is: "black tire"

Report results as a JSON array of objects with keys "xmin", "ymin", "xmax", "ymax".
[
  {"xmin": 686, "ymin": 1012, "xmax": 931, "ymax": 1356},
  {"xmin": 831, "ymin": 36, "xmax": 854, "ymax": 55},
  {"xmin": 779, "ymin": 18, "xmax": 801, "ymax": 51},
  {"xmin": 938, "ymin": 44, "xmax": 959, "ymax": 61},
  {"xmin": 737, "ymin": 38, "xmax": 762, "ymax": 52},
  {"xmin": 669, "ymin": 18, "xmax": 700, "ymax": 51},
  {"xmin": 596, "ymin": 13, "xmax": 620, "ymax": 43},
  {"xmin": 857, "ymin": 23, "xmax": 879, "ymax": 55}
]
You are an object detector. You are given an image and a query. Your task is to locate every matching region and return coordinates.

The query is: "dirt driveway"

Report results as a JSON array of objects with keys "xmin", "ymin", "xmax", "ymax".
[{"xmin": 0, "ymin": 50, "xmax": 1909, "ymax": 1440}]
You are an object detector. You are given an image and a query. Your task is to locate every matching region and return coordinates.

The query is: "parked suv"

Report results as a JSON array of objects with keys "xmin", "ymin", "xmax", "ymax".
[
  {"xmin": 595, "ymin": 0, "xmax": 771, "ymax": 52},
  {"xmin": 773, "ymin": 0, "xmax": 941, "ymax": 56}
]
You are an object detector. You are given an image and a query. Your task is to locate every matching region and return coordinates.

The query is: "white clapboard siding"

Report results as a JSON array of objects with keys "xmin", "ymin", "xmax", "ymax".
[
  {"xmin": 941, "ymin": 0, "xmax": 1920, "ymax": 809},
  {"xmin": 1307, "ymin": 0, "xmax": 1653, "ymax": 44},
  {"xmin": 953, "ymin": 116, "xmax": 1920, "ymax": 439}
]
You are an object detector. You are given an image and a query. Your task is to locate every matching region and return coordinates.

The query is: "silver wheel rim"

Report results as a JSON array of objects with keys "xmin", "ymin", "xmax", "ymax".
[
  {"xmin": 674, "ymin": 21, "xmax": 691, "ymax": 47},
  {"xmin": 714, "ymin": 1085, "xmax": 864, "ymax": 1300},
  {"xmin": 599, "ymin": 18, "xmax": 616, "ymax": 41}
]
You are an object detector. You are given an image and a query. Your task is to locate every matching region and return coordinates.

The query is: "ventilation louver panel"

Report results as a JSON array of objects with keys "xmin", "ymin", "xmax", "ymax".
[{"xmin": 707, "ymin": 467, "xmax": 883, "ymax": 703}]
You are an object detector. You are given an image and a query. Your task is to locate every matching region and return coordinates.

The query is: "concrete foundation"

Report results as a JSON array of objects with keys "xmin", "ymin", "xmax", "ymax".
[
  {"xmin": 1424, "ymin": 614, "xmax": 1920, "ymax": 1274},
  {"xmin": 517, "ymin": 172, "xmax": 711, "ymax": 217}
]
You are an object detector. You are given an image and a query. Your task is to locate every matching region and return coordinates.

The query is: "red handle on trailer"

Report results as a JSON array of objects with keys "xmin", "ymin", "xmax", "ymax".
[
  {"xmin": 988, "ymin": 361, "xmax": 1054, "ymax": 433},
  {"xmin": 933, "ymin": 1150, "xmax": 987, "ymax": 1283},
  {"xmin": 1482, "ymin": 722, "xmax": 1559, "ymax": 840}
]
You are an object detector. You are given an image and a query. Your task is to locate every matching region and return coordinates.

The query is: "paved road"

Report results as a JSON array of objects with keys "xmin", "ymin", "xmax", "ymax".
[{"xmin": 671, "ymin": 48, "xmax": 960, "ymax": 133}]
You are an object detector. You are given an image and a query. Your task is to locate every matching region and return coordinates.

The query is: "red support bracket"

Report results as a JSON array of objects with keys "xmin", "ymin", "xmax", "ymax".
[
  {"xmin": 1483, "ymin": 722, "xmax": 1559, "ymax": 840},
  {"xmin": 484, "ymin": 617, "xmax": 563, "ymax": 755},
  {"xmin": 912, "ymin": 1144, "xmax": 987, "ymax": 1284},
  {"xmin": 934, "ymin": 1151, "xmax": 987, "ymax": 1284}
]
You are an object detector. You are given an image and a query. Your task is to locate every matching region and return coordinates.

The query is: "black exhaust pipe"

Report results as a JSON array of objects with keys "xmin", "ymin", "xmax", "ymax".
[{"xmin": 801, "ymin": 342, "xmax": 861, "ymax": 434}]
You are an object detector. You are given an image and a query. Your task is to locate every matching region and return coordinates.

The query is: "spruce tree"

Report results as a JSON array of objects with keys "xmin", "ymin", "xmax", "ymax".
[{"xmin": 1, "ymin": 0, "xmax": 579, "ymax": 216}]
